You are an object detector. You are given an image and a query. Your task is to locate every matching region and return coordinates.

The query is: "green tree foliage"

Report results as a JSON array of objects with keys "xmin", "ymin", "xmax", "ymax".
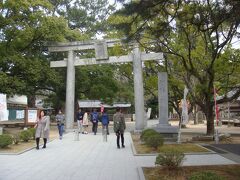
[
  {"xmin": 75, "ymin": 65, "xmax": 119, "ymax": 103},
  {"xmin": 0, "ymin": 0, "xmax": 124, "ymax": 109},
  {"xmin": 49, "ymin": 0, "xmax": 115, "ymax": 37},
  {"xmin": 109, "ymin": 0, "xmax": 240, "ymax": 135},
  {"xmin": 0, "ymin": 0, "xmax": 81, "ymax": 106},
  {"xmin": 0, "ymin": 0, "xmax": 142, "ymax": 112}
]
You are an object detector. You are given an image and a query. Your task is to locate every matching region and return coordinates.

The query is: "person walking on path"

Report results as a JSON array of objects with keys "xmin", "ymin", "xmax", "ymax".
[
  {"xmin": 113, "ymin": 108, "xmax": 126, "ymax": 149},
  {"xmin": 76, "ymin": 109, "xmax": 84, "ymax": 133},
  {"xmin": 82, "ymin": 111, "xmax": 89, "ymax": 134},
  {"xmin": 90, "ymin": 109, "xmax": 99, "ymax": 135},
  {"xmin": 101, "ymin": 110, "xmax": 109, "ymax": 135},
  {"xmin": 35, "ymin": 110, "xmax": 50, "ymax": 149},
  {"xmin": 55, "ymin": 110, "xmax": 65, "ymax": 139}
]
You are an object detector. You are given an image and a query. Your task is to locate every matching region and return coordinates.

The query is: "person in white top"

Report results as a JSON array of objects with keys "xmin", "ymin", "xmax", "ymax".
[{"xmin": 82, "ymin": 111, "xmax": 89, "ymax": 134}]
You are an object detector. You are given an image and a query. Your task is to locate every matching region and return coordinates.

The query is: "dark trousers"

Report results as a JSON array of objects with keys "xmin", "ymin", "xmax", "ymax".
[
  {"xmin": 116, "ymin": 132, "xmax": 124, "ymax": 147},
  {"xmin": 92, "ymin": 122, "xmax": 98, "ymax": 135},
  {"xmin": 57, "ymin": 124, "xmax": 64, "ymax": 137},
  {"xmin": 36, "ymin": 138, "xmax": 47, "ymax": 148},
  {"xmin": 102, "ymin": 124, "xmax": 109, "ymax": 135}
]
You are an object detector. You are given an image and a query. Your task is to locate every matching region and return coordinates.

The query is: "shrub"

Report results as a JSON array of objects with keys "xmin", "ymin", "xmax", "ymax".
[
  {"xmin": 12, "ymin": 133, "xmax": 20, "ymax": 145},
  {"xmin": 189, "ymin": 171, "xmax": 225, "ymax": 180},
  {"xmin": 145, "ymin": 133, "xmax": 164, "ymax": 149},
  {"xmin": 155, "ymin": 150, "xmax": 185, "ymax": 170},
  {"xmin": 28, "ymin": 128, "xmax": 36, "ymax": 140},
  {"xmin": 140, "ymin": 129, "xmax": 158, "ymax": 142},
  {"xmin": 0, "ymin": 134, "xmax": 13, "ymax": 148},
  {"xmin": 19, "ymin": 130, "xmax": 32, "ymax": 142}
]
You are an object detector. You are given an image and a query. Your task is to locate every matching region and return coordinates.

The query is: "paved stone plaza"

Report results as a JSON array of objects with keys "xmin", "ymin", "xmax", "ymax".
[{"xmin": 0, "ymin": 121, "xmax": 239, "ymax": 180}]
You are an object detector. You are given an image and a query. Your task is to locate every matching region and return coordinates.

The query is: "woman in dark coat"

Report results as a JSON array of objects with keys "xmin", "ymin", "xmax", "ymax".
[
  {"xmin": 113, "ymin": 108, "xmax": 126, "ymax": 149},
  {"xmin": 35, "ymin": 110, "xmax": 50, "ymax": 149}
]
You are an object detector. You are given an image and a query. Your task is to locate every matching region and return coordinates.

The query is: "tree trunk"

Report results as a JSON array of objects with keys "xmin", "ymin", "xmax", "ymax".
[
  {"xmin": 205, "ymin": 104, "xmax": 215, "ymax": 135},
  {"xmin": 28, "ymin": 95, "xmax": 36, "ymax": 108},
  {"xmin": 193, "ymin": 105, "xmax": 198, "ymax": 125}
]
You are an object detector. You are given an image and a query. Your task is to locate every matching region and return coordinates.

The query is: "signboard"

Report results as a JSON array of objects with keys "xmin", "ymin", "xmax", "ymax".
[
  {"xmin": 16, "ymin": 110, "xmax": 25, "ymax": 119},
  {"xmin": 0, "ymin": 94, "xmax": 8, "ymax": 121},
  {"xmin": 28, "ymin": 110, "xmax": 38, "ymax": 123},
  {"xmin": 94, "ymin": 40, "xmax": 108, "ymax": 60}
]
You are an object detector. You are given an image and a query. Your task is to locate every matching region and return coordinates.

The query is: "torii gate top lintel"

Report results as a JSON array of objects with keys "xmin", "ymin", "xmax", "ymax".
[
  {"xmin": 48, "ymin": 39, "xmax": 125, "ymax": 52},
  {"xmin": 48, "ymin": 39, "xmax": 163, "ymax": 68}
]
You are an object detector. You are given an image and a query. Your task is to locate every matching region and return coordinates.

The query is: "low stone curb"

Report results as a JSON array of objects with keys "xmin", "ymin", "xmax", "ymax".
[
  {"xmin": 131, "ymin": 142, "xmax": 217, "ymax": 156},
  {"xmin": 137, "ymin": 167, "xmax": 145, "ymax": 180},
  {"xmin": 0, "ymin": 146, "xmax": 36, "ymax": 155}
]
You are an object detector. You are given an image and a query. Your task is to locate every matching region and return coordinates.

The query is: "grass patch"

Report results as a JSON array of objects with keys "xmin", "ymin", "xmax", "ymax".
[
  {"xmin": 0, "ymin": 140, "xmax": 37, "ymax": 153},
  {"xmin": 143, "ymin": 164, "xmax": 240, "ymax": 180},
  {"xmin": 132, "ymin": 134, "xmax": 209, "ymax": 154},
  {"xmin": 158, "ymin": 144, "xmax": 209, "ymax": 153},
  {"xmin": 0, "ymin": 128, "xmax": 59, "ymax": 154}
]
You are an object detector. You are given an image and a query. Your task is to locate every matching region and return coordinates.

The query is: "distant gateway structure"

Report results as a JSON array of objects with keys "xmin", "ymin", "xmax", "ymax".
[
  {"xmin": 48, "ymin": 39, "xmax": 163, "ymax": 131},
  {"xmin": 77, "ymin": 100, "xmax": 131, "ymax": 109}
]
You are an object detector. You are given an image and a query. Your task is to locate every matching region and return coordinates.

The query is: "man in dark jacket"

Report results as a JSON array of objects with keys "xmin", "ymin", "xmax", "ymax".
[
  {"xmin": 91, "ymin": 109, "xmax": 99, "ymax": 135},
  {"xmin": 113, "ymin": 108, "xmax": 126, "ymax": 148}
]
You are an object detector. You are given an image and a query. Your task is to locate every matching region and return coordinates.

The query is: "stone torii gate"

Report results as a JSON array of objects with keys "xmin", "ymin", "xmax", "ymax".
[{"xmin": 48, "ymin": 39, "xmax": 163, "ymax": 131}]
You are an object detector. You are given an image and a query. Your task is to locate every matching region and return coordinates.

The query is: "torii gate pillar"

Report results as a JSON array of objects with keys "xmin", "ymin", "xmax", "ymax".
[
  {"xmin": 65, "ymin": 50, "xmax": 75, "ymax": 130},
  {"xmin": 133, "ymin": 44, "xmax": 146, "ymax": 130}
]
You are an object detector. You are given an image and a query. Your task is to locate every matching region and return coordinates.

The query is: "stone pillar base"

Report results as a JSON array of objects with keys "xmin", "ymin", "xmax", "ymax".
[
  {"xmin": 133, "ymin": 129, "xmax": 143, "ymax": 134},
  {"xmin": 152, "ymin": 124, "xmax": 179, "ymax": 142}
]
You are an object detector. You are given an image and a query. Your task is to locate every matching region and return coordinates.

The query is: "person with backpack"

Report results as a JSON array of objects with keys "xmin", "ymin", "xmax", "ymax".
[
  {"xmin": 55, "ymin": 109, "xmax": 65, "ymax": 139},
  {"xmin": 91, "ymin": 109, "xmax": 99, "ymax": 135},
  {"xmin": 101, "ymin": 109, "xmax": 109, "ymax": 135},
  {"xmin": 113, "ymin": 108, "xmax": 126, "ymax": 149}
]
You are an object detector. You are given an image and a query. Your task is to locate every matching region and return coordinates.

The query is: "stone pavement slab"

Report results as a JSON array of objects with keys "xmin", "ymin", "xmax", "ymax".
[
  {"xmin": 0, "ymin": 132, "xmax": 140, "ymax": 180},
  {"xmin": 0, "ymin": 131, "xmax": 238, "ymax": 180}
]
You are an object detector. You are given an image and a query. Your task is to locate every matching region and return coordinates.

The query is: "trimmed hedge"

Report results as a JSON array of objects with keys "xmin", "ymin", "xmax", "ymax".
[
  {"xmin": 155, "ymin": 150, "xmax": 185, "ymax": 169},
  {"xmin": 19, "ymin": 130, "xmax": 32, "ymax": 142},
  {"xmin": 28, "ymin": 128, "xmax": 36, "ymax": 140},
  {"xmin": 140, "ymin": 129, "xmax": 158, "ymax": 142},
  {"xmin": 12, "ymin": 133, "xmax": 20, "ymax": 145},
  {"xmin": 0, "ymin": 134, "xmax": 13, "ymax": 148},
  {"xmin": 145, "ymin": 133, "xmax": 164, "ymax": 149}
]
